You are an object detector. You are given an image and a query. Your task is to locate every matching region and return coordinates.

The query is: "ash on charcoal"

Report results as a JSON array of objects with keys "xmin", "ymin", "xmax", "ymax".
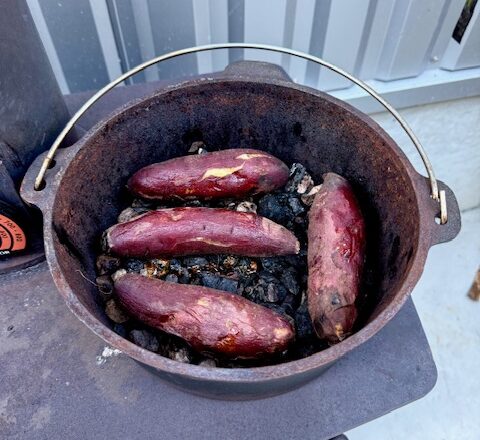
[
  {"xmin": 129, "ymin": 329, "xmax": 159, "ymax": 352},
  {"xmin": 301, "ymin": 185, "xmax": 321, "ymax": 206},
  {"xmin": 285, "ymin": 163, "xmax": 314, "ymax": 194},
  {"xmin": 170, "ymin": 348, "xmax": 193, "ymax": 363},
  {"xmin": 236, "ymin": 201, "xmax": 257, "ymax": 213},
  {"xmin": 200, "ymin": 273, "xmax": 238, "ymax": 293}
]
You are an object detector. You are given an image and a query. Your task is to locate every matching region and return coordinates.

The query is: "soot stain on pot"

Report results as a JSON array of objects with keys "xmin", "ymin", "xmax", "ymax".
[{"xmin": 95, "ymin": 155, "xmax": 332, "ymax": 367}]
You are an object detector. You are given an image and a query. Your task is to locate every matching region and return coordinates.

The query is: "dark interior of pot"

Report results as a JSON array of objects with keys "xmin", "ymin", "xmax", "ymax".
[{"xmin": 50, "ymin": 79, "xmax": 420, "ymax": 359}]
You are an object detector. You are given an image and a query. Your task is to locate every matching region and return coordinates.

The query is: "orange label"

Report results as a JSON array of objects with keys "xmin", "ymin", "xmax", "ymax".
[{"xmin": 0, "ymin": 214, "xmax": 26, "ymax": 252}]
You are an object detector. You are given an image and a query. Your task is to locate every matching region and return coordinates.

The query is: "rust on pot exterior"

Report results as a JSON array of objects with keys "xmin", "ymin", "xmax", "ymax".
[{"xmin": 20, "ymin": 61, "xmax": 461, "ymax": 399}]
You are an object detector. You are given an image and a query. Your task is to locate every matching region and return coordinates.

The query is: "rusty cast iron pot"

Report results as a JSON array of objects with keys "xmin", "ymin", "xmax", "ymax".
[{"xmin": 21, "ymin": 62, "xmax": 461, "ymax": 399}]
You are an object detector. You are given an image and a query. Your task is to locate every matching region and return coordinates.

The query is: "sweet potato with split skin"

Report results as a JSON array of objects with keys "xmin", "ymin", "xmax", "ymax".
[
  {"xmin": 307, "ymin": 173, "xmax": 366, "ymax": 344},
  {"xmin": 128, "ymin": 148, "xmax": 289, "ymax": 200},
  {"xmin": 114, "ymin": 272, "xmax": 295, "ymax": 359},
  {"xmin": 105, "ymin": 207, "xmax": 300, "ymax": 258}
]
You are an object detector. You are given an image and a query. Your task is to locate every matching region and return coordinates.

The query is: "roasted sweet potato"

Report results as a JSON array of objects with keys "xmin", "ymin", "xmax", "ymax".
[
  {"xmin": 114, "ymin": 272, "xmax": 295, "ymax": 359},
  {"xmin": 307, "ymin": 173, "xmax": 366, "ymax": 343},
  {"xmin": 105, "ymin": 207, "xmax": 300, "ymax": 258},
  {"xmin": 128, "ymin": 148, "xmax": 289, "ymax": 200}
]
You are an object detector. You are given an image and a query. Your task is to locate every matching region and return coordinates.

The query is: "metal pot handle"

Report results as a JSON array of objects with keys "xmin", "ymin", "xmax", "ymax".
[{"xmin": 33, "ymin": 43, "xmax": 447, "ymax": 224}]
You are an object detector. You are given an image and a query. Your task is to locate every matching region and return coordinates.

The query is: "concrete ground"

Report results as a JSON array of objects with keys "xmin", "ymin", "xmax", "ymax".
[{"xmin": 347, "ymin": 207, "xmax": 480, "ymax": 439}]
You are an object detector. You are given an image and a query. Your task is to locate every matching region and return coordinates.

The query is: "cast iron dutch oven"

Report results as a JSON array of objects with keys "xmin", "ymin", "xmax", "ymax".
[{"xmin": 21, "ymin": 45, "xmax": 461, "ymax": 399}]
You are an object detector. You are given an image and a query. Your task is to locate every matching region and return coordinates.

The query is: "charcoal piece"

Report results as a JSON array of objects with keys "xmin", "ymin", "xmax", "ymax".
[
  {"xmin": 233, "ymin": 258, "xmax": 258, "ymax": 275},
  {"xmin": 169, "ymin": 259, "xmax": 183, "ymax": 273},
  {"xmin": 96, "ymin": 275, "xmax": 113, "ymax": 299},
  {"xmin": 140, "ymin": 259, "xmax": 170, "ymax": 278},
  {"xmin": 287, "ymin": 196, "xmax": 305, "ymax": 216},
  {"xmin": 200, "ymin": 273, "xmax": 238, "ymax": 293},
  {"xmin": 222, "ymin": 255, "xmax": 238, "ymax": 270},
  {"xmin": 113, "ymin": 323, "xmax": 127, "ymax": 338},
  {"xmin": 165, "ymin": 274, "xmax": 179, "ymax": 283},
  {"xmin": 257, "ymin": 193, "xmax": 290, "ymax": 224},
  {"xmin": 125, "ymin": 259, "xmax": 144, "ymax": 273},
  {"xmin": 183, "ymin": 257, "xmax": 209, "ymax": 271},
  {"xmin": 294, "ymin": 301, "xmax": 315, "ymax": 339},
  {"xmin": 96, "ymin": 255, "xmax": 121, "ymax": 275},
  {"xmin": 105, "ymin": 299, "xmax": 129, "ymax": 324},
  {"xmin": 285, "ymin": 163, "xmax": 314, "ymax": 194},
  {"xmin": 129, "ymin": 329, "xmax": 159, "ymax": 352},
  {"xmin": 183, "ymin": 199, "xmax": 202, "ymax": 207},
  {"xmin": 281, "ymin": 269, "xmax": 300, "ymax": 295},
  {"xmin": 178, "ymin": 268, "xmax": 191, "ymax": 284},
  {"xmin": 131, "ymin": 198, "xmax": 156, "ymax": 209},
  {"xmin": 117, "ymin": 207, "xmax": 148, "ymax": 223},
  {"xmin": 188, "ymin": 140, "xmax": 205, "ymax": 153},
  {"xmin": 260, "ymin": 257, "xmax": 287, "ymax": 274},
  {"xmin": 284, "ymin": 251, "xmax": 307, "ymax": 270}
]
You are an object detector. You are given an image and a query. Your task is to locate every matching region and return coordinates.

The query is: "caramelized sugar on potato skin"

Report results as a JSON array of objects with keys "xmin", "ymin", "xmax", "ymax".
[
  {"xmin": 307, "ymin": 173, "xmax": 366, "ymax": 344},
  {"xmin": 114, "ymin": 273, "xmax": 295, "ymax": 359},
  {"xmin": 128, "ymin": 148, "xmax": 289, "ymax": 200},
  {"xmin": 106, "ymin": 207, "xmax": 300, "ymax": 258}
]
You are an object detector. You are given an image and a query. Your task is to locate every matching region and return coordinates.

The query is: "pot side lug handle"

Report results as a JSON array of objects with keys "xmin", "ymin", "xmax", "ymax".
[
  {"xmin": 222, "ymin": 60, "xmax": 292, "ymax": 82},
  {"xmin": 423, "ymin": 177, "xmax": 462, "ymax": 247},
  {"xmin": 20, "ymin": 147, "xmax": 76, "ymax": 212}
]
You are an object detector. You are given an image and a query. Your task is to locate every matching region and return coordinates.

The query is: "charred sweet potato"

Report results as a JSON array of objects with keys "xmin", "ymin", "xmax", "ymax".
[
  {"xmin": 105, "ymin": 207, "xmax": 300, "ymax": 258},
  {"xmin": 114, "ymin": 272, "xmax": 295, "ymax": 359},
  {"xmin": 128, "ymin": 148, "xmax": 289, "ymax": 200},
  {"xmin": 307, "ymin": 173, "xmax": 366, "ymax": 343}
]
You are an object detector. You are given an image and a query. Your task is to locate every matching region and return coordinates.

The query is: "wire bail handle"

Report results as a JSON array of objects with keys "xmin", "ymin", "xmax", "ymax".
[{"xmin": 34, "ymin": 43, "xmax": 447, "ymax": 224}]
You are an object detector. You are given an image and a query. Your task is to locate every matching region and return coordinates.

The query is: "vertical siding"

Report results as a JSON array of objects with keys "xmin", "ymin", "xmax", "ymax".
[{"xmin": 26, "ymin": 0, "xmax": 480, "ymax": 93}]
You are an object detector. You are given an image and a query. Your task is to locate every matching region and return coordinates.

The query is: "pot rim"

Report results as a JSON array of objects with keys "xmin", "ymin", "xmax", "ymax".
[{"xmin": 32, "ymin": 75, "xmax": 444, "ymax": 383}]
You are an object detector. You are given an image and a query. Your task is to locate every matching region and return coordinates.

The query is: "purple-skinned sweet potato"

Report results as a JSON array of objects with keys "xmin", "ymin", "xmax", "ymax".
[
  {"xmin": 105, "ymin": 207, "xmax": 300, "ymax": 258},
  {"xmin": 114, "ymin": 272, "xmax": 295, "ymax": 359},
  {"xmin": 128, "ymin": 148, "xmax": 289, "ymax": 200},
  {"xmin": 307, "ymin": 173, "xmax": 366, "ymax": 343}
]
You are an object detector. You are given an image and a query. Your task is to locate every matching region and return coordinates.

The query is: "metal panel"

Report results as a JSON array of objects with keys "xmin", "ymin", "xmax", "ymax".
[
  {"xmin": 317, "ymin": 0, "xmax": 370, "ymax": 91},
  {"xmin": 288, "ymin": 0, "xmax": 316, "ymax": 84},
  {"xmin": 244, "ymin": 0, "xmax": 288, "ymax": 65},
  {"xmin": 426, "ymin": 0, "xmax": 466, "ymax": 70},
  {"xmin": 89, "ymin": 0, "xmax": 123, "ymax": 82},
  {"xmin": 37, "ymin": 0, "xmax": 110, "ymax": 92},
  {"xmin": 304, "ymin": 0, "xmax": 331, "ymax": 86},
  {"xmin": 355, "ymin": 0, "xmax": 396, "ymax": 80},
  {"xmin": 26, "ymin": 0, "xmax": 69, "ymax": 94},
  {"xmin": 192, "ymin": 0, "xmax": 229, "ymax": 74},
  {"xmin": 376, "ymin": 0, "xmax": 448, "ymax": 80},
  {"xmin": 442, "ymin": 6, "xmax": 480, "ymax": 70},
  {"xmin": 107, "ymin": 0, "xmax": 146, "ymax": 84},
  {"xmin": 209, "ymin": 0, "xmax": 229, "ymax": 72},
  {"xmin": 228, "ymin": 0, "xmax": 245, "ymax": 63},
  {"xmin": 146, "ymin": 0, "xmax": 197, "ymax": 79},
  {"xmin": 131, "ymin": 0, "xmax": 159, "ymax": 82}
]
